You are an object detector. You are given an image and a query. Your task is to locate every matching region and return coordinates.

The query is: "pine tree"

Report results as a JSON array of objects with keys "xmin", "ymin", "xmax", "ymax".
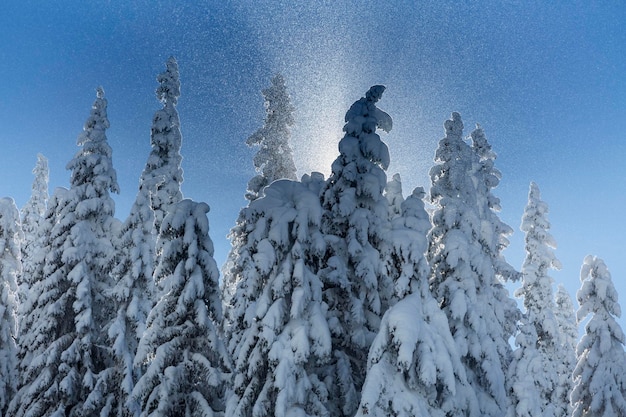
[
  {"xmin": 357, "ymin": 188, "xmax": 479, "ymax": 417},
  {"xmin": 19, "ymin": 153, "xmax": 49, "ymax": 302},
  {"xmin": 319, "ymin": 85, "xmax": 393, "ymax": 417},
  {"xmin": 0, "ymin": 198, "xmax": 22, "ymax": 413},
  {"xmin": 245, "ymin": 74, "xmax": 297, "ymax": 201},
  {"xmin": 225, "ymin": 179, "xmax": 331, "ymax": 417},
  {"xmin": 428, "ymin": 113, "xmax": 517, "ymax": 417},
  {"xmin": 222, "ymin": 74, "xmax": 298, "ymax": 312},
  {"xmin": 513, "ymin": 181, "xmax": 562, "ymax": 417},
  {"xmin": 554, "ymin": 284, "xmax": 578, "ymax": 417},
  {"xmin": 11, "ymin": 87, "xmax": 120, "ymax": 417},
  {"xmin": 145, "ymin": 57, "xmax": 184, "ymax": 235},
  {"xmin": 571, "ymin": 256, "xmax": 626, "ymax": 417},
  {"xmin": 133, "ymin": 199, "xmax": 230, "ymax": 417}
]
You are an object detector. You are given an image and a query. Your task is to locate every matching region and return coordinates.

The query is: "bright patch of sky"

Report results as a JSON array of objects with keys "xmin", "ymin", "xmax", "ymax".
[{"xmin": 1, "ymin": 1, "xmax": 625, "ymax": 331}]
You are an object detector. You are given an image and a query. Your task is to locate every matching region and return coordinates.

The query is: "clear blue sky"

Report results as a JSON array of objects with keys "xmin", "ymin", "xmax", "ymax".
[{"xmin": 2, "ymin": 1, "xmax": 625, "ymax": 331}]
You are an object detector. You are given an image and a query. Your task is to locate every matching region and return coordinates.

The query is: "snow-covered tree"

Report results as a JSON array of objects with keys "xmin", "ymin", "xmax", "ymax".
[
  {"xmin": 428, "ymin": 113, "xmax": 517, "ymax": 417},
  {"xmin": 384, "ymin": 172, "xmax": 404, "ymax": 221},
  {"xmin": 102, "ymin": 166, "xmax": 160, "ymax": 417},
  {"xmin": 555, "ymin": 284, "xmax": 578, "ymax": 417},
  {"xmin": 470, "ymin": 125, "xmax": 520, "ymax": 347},
  {"xmin": 133, "ymin": 199, "xmax": 230, "ymax": 417},
  {"xmin": 225, "ymin": 179, "xmax": 331, "ymax": 417},
  {"xmin": 19, "ymin": 153, "xmax": 49, "ymax": 302},
  {"xmin": 245, "ymin": 74, "xmax": 297, "ymax": 201},
  {"xmin": 98, "ymin": 58, "xmax": 188, "ymax": 417},
  {"xmin": 571, "ymin": 256, "xmax": 626, "ymax": 417},
  {"xmin": 0, "ymin": 198, "xmax": 22, "ymax": 413},
  {"xmin": 12, "ymin": 188, "xmax": 67, "ymax": 406},
  {"xmin": 11, "ymin": 87, "xmax": 120, "ymax": 417},
  {"xmin": 470, "ymin": 125, "xmax": 520, "ymax": 284},
  {"xmin": 222, "ymin": 74, "xmax": 298, "ymax": 312},
  {"xmin": 356, "ymin": 188, "xmax": 478, "ymax": 417},
  {"xmin": 507, "ymin": 318, "xmax": 545, "ymax": 417},
  {"xmin": 513, "ymin": 181, "xmax": 562, "ymax": 417},
  {"xmin": 319, "ymin": 85, "xmax": 393, "ymax": 417},
  {"xmin": 145, "ymin": 57, "xmax": 184, "ymax": 235}
]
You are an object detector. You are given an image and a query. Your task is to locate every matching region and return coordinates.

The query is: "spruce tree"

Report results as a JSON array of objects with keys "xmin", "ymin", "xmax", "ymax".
[
  {"xmin": 133, "ymin": 199, "xmax": 230, "ymax": 417},
  {"xmin": 319, "ymin": 85, "xmax": 393, "ymax": 417},
  {"xmin": 384, "ymin": 172, "xmax": 404, "ymax": 221},
  {"xmin": 357, "ymin": 188, "xmax": 478, "ymax": 417},
  {"xmin": 225, "ymin": 179, "xmax": 331, "ymax": 417},
  {"xmin": 507, "ymin": 318, "xmax": 545, "ymax": 417},
  {"xmin": 571, "ymin": 256, "xmax": 626, "ymax": 417},
  {"xmin": 19, "ymin": 153, "xmax": 49, "ymax": 302},
  {"xmin": 554, "ymin": 284, "xmax": 578, "ymax": 417},
  {"xmin": 11, "ymin": 87, "xmax": 119, "ymax": 417},
  {"xmin": 513, "ymin": 181, "xmax": 562, "ymax": 417},
  {"xmin": 245, "ymin": 74, "xmax": 297, "ymax": 201},
  {"xmin": 0, "ymin": 198, "xmax": 22, "ymax": 413},
  {"xmin": 145, "ymin": 57, "xmax": 184, "ymax": 235},
  {"xmin": 100, "ymin": 58, "xmax": 187, "ymax": 417},
  {"xmin": 428, "ymin": 113, "xmax": 517, "ymax": 417},
  {"xmin": 222, "ymin": 74, "xmax": 298, "ymax": 312}
]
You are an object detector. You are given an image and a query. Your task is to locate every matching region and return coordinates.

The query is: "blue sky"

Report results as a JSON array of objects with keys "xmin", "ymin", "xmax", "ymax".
[{"xmin": 1, "ymin": 1, "xmax": 625, "ymax": 330}]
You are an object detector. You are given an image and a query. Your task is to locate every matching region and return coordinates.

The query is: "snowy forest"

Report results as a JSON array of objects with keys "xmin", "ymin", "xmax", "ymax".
[{"xmin": 0, "ymin": 56, "xmax": 624, "ymax": 417}]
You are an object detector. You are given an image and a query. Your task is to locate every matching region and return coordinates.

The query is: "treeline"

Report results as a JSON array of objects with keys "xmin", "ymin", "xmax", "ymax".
[{"xmin": 0, "ymin": 57, "xmax": 623, "ymax": 417}]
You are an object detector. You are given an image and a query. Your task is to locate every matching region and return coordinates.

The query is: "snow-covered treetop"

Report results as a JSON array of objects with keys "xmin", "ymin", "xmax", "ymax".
[
  {"xmin": 577, "ymin": 255, "xmax": 622, "ymax": 323},
  {"xmin": 555, "ymin": 283, "xmax": 578, "ymax": 349},
  {"xmin": 385, "ymin": 173, "xmax": 404, "ymax": 220},
  {"xmin": 66, "ymin": 86, "xmax": 120, "ymax": 196},
  {"xmin": 323, "ymin": 84, "xmax": 393, "ymax": 233},
  {"xmin": 0, "ymin": 197, "xmax": 22, "ymax": 268},
  {"xmin": 246, "ymin": 74, "xmax": 297, "ymax": 201},
  {"xmin": 156, "ymin": 56, "xmax": 180, "ymax": 107},
  {"xmin": 146, "ymin": 57, "xmax": 184, "ymax": 233},
  {"xmin": 20, "ymin": 153, "xmax": 49, "ymax": 236},
  {"xmin": 445, "ymin": 111, "xmax": 463, "ymax": 139},
  {"xmin": 340, "ymin": 85, "xmax": 392, "ymax": 170},
  {"xmin": 470, "ymin": 124, "xmax": 501, "ymax": 209},
  {"xmin": 521, "ymin": 182, "xmax": 561, "ymax": 262},
  {"xmin": 429, "ymin": 112, "xmax": 475, "ymax": 207},
  {"xmin": 517, "ymin": 181, "xmax": 562, "ymax": 314},
  {"xmin": 470, "ymin": 124, "xmax": 519, "ymax": 283}
]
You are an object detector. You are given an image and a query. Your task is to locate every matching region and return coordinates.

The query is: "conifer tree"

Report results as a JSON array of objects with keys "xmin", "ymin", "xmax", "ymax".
[
  {"xmin": 507, "ymin": 318, "xmax": 545, "ymax": 417},
  {"xmin": 19, "ymin": 153, "xmax": 48, "ymax": 302},
  {"xmin": 357, "ymin": 188, "xmax": 478, "ymax": 417},
  {"xmin": 222, "ymin": 74, "xmax": 298, "ymax": 312},
  {"xmin": 225, "ymin": 179, "xmax": 331, "ymax": 417},
  {"xmin": 514, "ymin": 181, "xmax": 562, "ymax": 417},
  {"xmin": 100, "ymin": 58, "xmax": 186, "ymax": 417},
  {"xmin": 384, "ymin": 172, "xmax": 404, "ymax": 221},
  {"xmin": 0, "ymin": 198, "xmax": 22, "ymax": 413},
  {"xmin": 15, "ymin": 156, "xmax": 50, "ymax": 385},
  {"xmin": 145, "ymin": 57, "xmax": 184, "ymax": 235},
  {"xmin": 133, "ymin": 199, "xmax": 230, "ymax": 417},
  {"xmin": 572, "ymin": 256, "xmax": 626, "ymax": 417},
  {"xmin": 11, "ymin": 87, "xmax": 120, "ymax": 417},
  {"xmin": 470, "ymin": 124, "xmax": 520, "ymax": 346},
  {"xmin": 319, "ymin": 85, "xmax": 393, "ymax": 417},
  {"xmin": 245, "ymin": 74, "xmax": 297, "ymax": 201},
  {"xmin": 555, "ymin": 284, "xmax": 578, "ymax": 417},
  {"xmin": 428, "ymin": 113, "xmax": 517, "ymax": 417}
]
